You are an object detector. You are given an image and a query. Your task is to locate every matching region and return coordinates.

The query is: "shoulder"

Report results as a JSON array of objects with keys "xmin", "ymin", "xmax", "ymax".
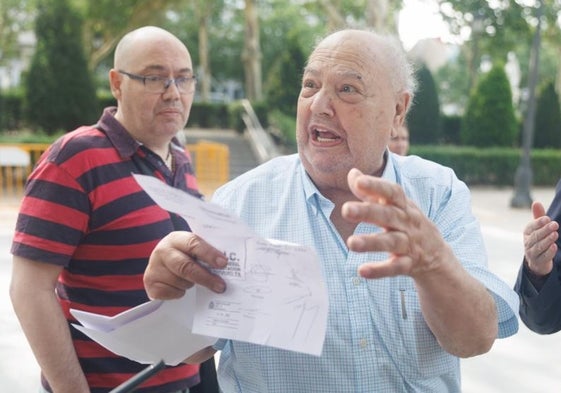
[
  {"xmin": 212, "ymin": 154, "xmax": 300, "ymax": 206},
  {"xmin": 392, "ymin": 154, "xmax": 458, "ymax": 183},
  {"xmin": 217, "ymin": 154, "xmax": 299, "ymax": 190},
  {"xmin": 46, "ymin": 125, "xmax": 108, "ymax": 164},
  {"xmin": 389, "ymin": 153, "xmax": 470, "ymax": 215}
]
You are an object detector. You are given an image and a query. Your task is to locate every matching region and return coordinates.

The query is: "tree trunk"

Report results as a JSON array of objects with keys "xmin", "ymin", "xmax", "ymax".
[
  {"xmin": 318, "ymin": 0, "xmax": 345, "ymax": 30},
  {"xmin": 366, "ymin": 0, "xmax": 389, "ymax": 31},
  {"xmin": 198, "ymin": 14, "xmax": 211, "ymax": 102},
  {"xmin": 242, "ymin": 0, "xmax": 262, "ymax": 101}
]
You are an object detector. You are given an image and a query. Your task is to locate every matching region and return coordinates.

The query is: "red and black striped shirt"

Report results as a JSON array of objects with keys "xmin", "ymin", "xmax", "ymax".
[{"xmin": 12, "ymin": 107, "xmax": 201, "ymax": 393}]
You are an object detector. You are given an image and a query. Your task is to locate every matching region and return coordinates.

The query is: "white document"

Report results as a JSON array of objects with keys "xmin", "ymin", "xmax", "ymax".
[
  {"xmin": 71, "ymin": 291, "xmax": 217, "ymax": 366},
  {"xmin": 70, "ymin": 174, "xmax": 328, "ymax": 365}
]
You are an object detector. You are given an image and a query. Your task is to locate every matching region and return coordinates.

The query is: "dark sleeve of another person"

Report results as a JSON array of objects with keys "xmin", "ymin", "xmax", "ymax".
[{"xmin": 515, "ymin": 179, "xmax": 561, "ymax": 334}]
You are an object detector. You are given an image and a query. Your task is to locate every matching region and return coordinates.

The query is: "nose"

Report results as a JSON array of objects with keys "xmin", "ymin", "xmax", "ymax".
[
  {"xmin": 162, "ymin": 79, "xmax": 181, "ymax": 100},
  {"xmin": 309, "ymin": 88, "xmax": 334, "ymax": 117}
]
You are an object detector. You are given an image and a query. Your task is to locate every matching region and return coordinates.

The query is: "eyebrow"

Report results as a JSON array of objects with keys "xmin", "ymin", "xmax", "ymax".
[
  {"xmin": 303, "ymin": 66, "xmax": 364, "ymax": 82},
  {"xmin": 139, "ymin": 65, "xmax": 193, "ymax": 74}
]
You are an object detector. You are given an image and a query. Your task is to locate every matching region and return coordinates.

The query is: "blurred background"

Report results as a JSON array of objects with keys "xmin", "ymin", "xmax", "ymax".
[{"xmin": 2, "ymin": 0, "xmax": 561, "ymax": 391}]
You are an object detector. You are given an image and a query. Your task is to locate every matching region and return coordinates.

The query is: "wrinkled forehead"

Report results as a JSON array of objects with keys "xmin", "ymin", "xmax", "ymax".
[{"xmin": 304, "ymin": 36, "xmax": 383, "ymax": 82}]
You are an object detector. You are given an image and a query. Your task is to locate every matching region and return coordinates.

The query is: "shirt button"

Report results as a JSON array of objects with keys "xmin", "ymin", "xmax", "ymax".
[
  {"xmin": 359, "ymin": 338, "xmax": 368, "ymax": 348},
  {"xmin": 352, "ymin": 277, "xmax": 361, "ymax": 286}
]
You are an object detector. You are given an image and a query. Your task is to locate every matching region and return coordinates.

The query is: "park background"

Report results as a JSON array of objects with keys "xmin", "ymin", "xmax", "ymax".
[
  {"xmin": 2, "ymin": 0, "xmax": 561, "ymax": 391},
  {"xmin": 2, "ymin": 0, "xmax": 561, "ymax": 196}
]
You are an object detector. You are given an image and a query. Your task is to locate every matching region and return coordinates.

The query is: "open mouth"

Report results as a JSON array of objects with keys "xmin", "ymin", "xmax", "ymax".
[{"xmin": 313, "ymin": 127, "xmax": 341, "ymax": 143}]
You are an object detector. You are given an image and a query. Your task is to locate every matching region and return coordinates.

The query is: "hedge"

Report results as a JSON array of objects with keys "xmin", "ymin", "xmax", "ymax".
[{"xmin": 410, "ymin": 145, "xmax": 561, "ymax": 186}]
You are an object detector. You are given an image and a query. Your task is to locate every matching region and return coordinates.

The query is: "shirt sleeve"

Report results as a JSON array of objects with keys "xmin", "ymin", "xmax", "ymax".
[
  {"xmin": 430, "ymin": 173, "xmax": 519, "ymax": 339},
  {"xmin": 514, "ymin": 178, "xmax": 561, "ymax": 334}
]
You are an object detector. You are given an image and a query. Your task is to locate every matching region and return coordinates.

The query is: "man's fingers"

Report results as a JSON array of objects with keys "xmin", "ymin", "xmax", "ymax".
[
  {"xmin": 174, "ymin": 232, "xmax": 228, "ymax": 269},
  {"xmin": 358, "ymin": 258, "xmax": 411, "ymax": 279},
  {"xmin": 144, "ymin": 232, "xmax": 228, "ymax": 300},
  {"xmin": 531, "ymin": 201, "xmax": 546, "ymax": 219},
  {"xmin": 347, "ymin": 168, "xmax": 407, "ymax": 209},
  {"xmin": 347, "ymin": 232, "xmax": 409, "ymax": 254}
]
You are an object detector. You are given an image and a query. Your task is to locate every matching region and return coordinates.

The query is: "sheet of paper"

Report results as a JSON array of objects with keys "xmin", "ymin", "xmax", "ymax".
[
  {"xmin": 70, "ymin": 174, "xmax": 328, "ymax": 365},
  {"xmin": 71, "ymin": 292, "xmax": 217, "ymax": 366},
  {"xmin": 193, "ymin": 237, "xmax": 327, "ymax": 355}
]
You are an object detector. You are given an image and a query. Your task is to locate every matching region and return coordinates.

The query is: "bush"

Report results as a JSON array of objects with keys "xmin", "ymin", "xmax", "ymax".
[
  {"xmin": 25, "ymin": 0, "xmax": 98, "ymax": 134},
  {"xmin": 0, "ymin": 89, "xmax": 24, "ymax": 131},
  {"xmin": 461, "ymin": 63, "xmax": 518, "ymax": 147},
  {"xmin": 265, "ymin": 33, "xmax": 305, "ymax": 118},
  {"xmin": 407, "ymin": 63, "xmax": 441, "ymax": 144},
  {"xmin": 441, "ymin": 115, "xmax": 462, "ymax": 145},
  {"xmin": 533, "ymin": 81, "xmax": 561, "ymax": 148},
  {"xmin": 410, "ymin": 145, "xmax": 561, "ymax": 186}
]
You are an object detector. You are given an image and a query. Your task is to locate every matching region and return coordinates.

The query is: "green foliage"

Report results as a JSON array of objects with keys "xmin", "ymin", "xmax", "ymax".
[
  {"xmin": 410, "ymin": 145, "xmax": 561, "ymax": 186},
  {"xmin": 0, "ymin": 0, "xmax": 37, "ymax": 65},
  {"xmin": 265, "ymin": 33, "xmax": 306, "ymax": 117},
  {"xmin": 188, "ymin": 102, "xmax": 229, "ymax": 129},
  {"xmin": 461, "ymin": 63, "xmax": 518, "ymax": 147},
  {"xmin": 25, "ymin": 0, "xmax": 98, "ymax": 135},
  {"xmin": 533, "ymin": 81, "xmax": 561, "ymax": 148},
  {"xmin": 434, "ymin": 47, "xmax": 470, "ymax": 114},
  {"xmin": 407, "ymin": 63, "xmax": 441, "ymax": 144},
  {"xmin": 0, "ymin": 88, "xmax": 24, "ymax": 131},
  {"xmin": 0, "ymin": 129, "xmax": 63, "ymax": 143},
  {"xmin": 268, "ymin": 109, "xmax": 296, "ymax": 150},
  {"xmin": 441, "ymin": 114, "xmax": 462, "ymax": 145}
]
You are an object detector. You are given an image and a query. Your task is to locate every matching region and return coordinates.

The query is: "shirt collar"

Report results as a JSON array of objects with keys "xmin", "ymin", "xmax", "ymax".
[
  {"xmin": 95, "ymin": 106, "xmax": 188, "ymax": 167},
  {"xmin": 300, "ymin": 150, "xmax": 398, "ymax": 216},
  {"xmin": 96, "ymin": 107, "xmax": 139, "ymax": 159}
]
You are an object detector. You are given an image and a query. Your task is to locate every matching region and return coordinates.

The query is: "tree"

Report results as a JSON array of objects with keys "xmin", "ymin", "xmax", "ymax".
[
  {"xmin": 265, "ymin": 32, "xmax": 306, "ymax": 117},
  {"xmin": 242, "ymin": 0, "xmax": 262, "ymax": 101},
  {"xmin": 461, "ymin": 62, "xmax": 518, "ymax": 147},
  {"xmin": 80, "ymin": 0, "xmax": 187, "ymax": 71},
  {"xmin": 533, "ymin": 81, "xmax": 561, "ymax": 148},
  {"xmin": 25, "ymin": 0, "xmax": 97, "ymax": 134},
  {"xmin": 436, "ymin": 0, "xmax": 531, "ymax": 95},
  {"xmin": 0, "ymin": 0, "xmax": 37, "ymax": 67},
  {"xmin": 407, "ymin": 63, "xmax": 441, "ymax": 145}
]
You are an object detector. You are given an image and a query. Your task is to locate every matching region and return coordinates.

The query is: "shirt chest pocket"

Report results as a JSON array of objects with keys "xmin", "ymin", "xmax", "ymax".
[{"xmin": 391, "ymin": 285, "xmax": 458, "ymax": 380}]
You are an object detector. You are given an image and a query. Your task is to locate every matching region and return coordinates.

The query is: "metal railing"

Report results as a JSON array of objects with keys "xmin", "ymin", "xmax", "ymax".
[{"xmin": 240, "ymin": 99, "xmax": 281, "ymax": 163}]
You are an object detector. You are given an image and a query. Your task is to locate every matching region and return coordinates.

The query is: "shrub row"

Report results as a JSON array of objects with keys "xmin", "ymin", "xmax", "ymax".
[
  {"xmin": 410, "ymin": 145, "xmax": 561, "ymax": 186},
  {"xmin": 0, "ymin": 91, "xmax": 269, "ymax": 133}
]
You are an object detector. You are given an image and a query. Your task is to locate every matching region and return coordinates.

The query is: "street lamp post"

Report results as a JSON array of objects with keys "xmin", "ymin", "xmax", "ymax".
[{"xmin": 511, "ymin": 0, "xmax": 544, "ymax": 208}]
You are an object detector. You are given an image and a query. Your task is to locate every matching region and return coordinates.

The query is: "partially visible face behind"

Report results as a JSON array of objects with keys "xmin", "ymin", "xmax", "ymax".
[
  {"xmin": 296, "ymin": 30, "xmax": 409, "ymax": 193},
  {"xmin": 110, "ymin": 27, "xmax": 196, "ymax": 145},
  {"xmin": 389, "ymin": 125, "xmax": 410, "ymax": 156}
]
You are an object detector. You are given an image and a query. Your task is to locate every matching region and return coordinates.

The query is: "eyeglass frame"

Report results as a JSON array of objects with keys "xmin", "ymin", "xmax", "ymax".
[{"xmin": 117, "ymin": 70, "xmax": 197, "ymax": 94}]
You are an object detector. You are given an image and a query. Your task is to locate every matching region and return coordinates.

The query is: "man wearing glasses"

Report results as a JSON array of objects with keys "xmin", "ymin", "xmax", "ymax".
[{"xmin": 10, "ymin": 26, "xmax": 217, "ymax": 393}]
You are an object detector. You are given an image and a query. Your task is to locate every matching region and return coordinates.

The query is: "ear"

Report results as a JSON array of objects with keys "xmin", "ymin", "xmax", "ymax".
[
  {"xmin": 394, "ymin": 92, "xmax": 411, "ymax": 128},
  {"xmin": 109, "ymin": 69, "xmax": 122, "ymax": 100}
]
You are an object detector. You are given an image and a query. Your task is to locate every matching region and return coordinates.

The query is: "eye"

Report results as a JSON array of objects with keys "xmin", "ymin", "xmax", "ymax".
[
  {"xmin": 300, "ymin": 78, "xmax": 319, "ymax": 97},
  {"xmin": 145, "ymin": 75, "xmax": 167, "ymax": 82},
  {"xmin": 340, "ymin": 84, "xmax": 359, "ymax": 94},
  {"xmin": 302, "ymin": 79, "xmax": 317, "ymax": 89}
]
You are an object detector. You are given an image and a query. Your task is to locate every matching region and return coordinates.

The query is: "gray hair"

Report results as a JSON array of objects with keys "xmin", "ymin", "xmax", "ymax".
[{"xmin": 310, "ymin": 29, "xmax": 417, "ymax": 106}]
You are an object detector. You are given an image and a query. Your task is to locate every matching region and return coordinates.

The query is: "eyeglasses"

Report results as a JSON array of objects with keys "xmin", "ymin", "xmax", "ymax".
[{"xmin": 118, "ymin": 70, "xmax": 196, "ymax": 94}]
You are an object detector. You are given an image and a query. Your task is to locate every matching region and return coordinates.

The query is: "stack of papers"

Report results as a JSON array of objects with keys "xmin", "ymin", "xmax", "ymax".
[{"xmin": 70, "ymin": 174, "xmax": 329, "ymax": 365}]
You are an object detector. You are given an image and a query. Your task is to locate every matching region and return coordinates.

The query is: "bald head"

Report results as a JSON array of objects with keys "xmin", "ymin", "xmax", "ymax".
[
  {"xmin": 311, "ymin": 29, "xmax": 416, "ymax": 98},
  {"xmin": 114, "ymin": 26, "xmax": 190, "ymax": 71}
]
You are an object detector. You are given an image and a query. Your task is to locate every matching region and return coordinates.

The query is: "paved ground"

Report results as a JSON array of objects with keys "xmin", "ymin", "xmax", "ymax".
[{"xmin": 2, "ymin": 186, "xmax": 561, "ymax": 392}]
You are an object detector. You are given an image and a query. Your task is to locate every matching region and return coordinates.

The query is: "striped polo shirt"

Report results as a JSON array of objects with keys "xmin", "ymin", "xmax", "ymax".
[{"xmin": 12, "ymin": 107, "xmax": 201, "ymax": 393}]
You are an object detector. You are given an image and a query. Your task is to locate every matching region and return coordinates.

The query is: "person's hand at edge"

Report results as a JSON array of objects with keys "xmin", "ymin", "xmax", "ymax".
[{"xmin": 524, "ymin": 201, "xmax": 559, "ymax": 277}]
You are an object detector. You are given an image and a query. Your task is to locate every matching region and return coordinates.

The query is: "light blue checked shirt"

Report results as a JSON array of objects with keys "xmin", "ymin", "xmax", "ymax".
[{"xmin": 211, "ymin": 152, "xmax": 519, "ymax": 393}]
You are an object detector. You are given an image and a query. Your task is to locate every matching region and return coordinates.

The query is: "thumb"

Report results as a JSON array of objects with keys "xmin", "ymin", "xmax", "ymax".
[{"xmin": 531, "ymin": 201, "xmax": 546, "ymax": 219}]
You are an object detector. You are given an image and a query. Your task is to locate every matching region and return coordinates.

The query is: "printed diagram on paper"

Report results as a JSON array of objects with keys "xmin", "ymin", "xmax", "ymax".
[{"xmin": 147, "ymin": 174, "xmax": 328, "ymax": 356}]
